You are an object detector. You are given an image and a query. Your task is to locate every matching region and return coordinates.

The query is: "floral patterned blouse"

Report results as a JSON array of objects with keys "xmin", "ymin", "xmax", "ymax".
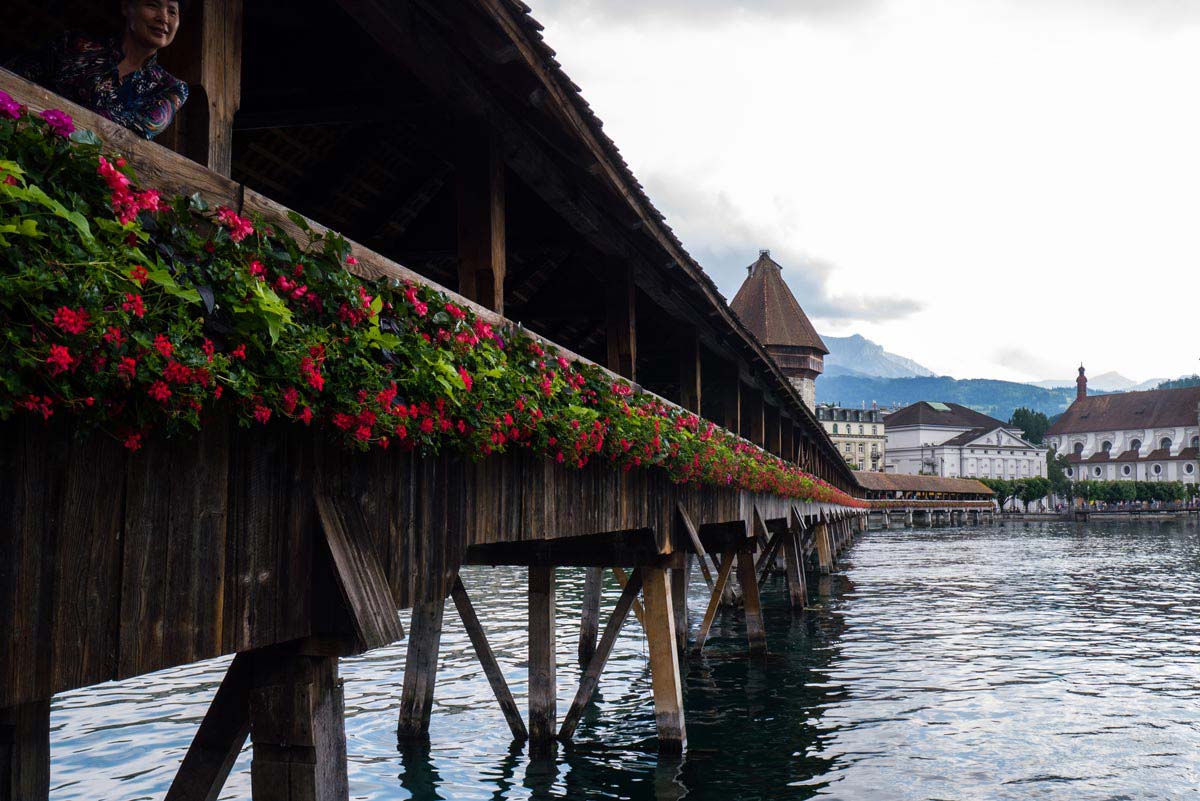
[{"xmin": 11, "ymin": 32, "xmax": 188, "ymax": 140}]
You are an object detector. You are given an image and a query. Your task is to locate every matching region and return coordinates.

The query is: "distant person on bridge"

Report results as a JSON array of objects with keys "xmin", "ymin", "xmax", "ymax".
[{"xmin": 9, "ymin": 0, "xmax": 188, "ymax": 139}]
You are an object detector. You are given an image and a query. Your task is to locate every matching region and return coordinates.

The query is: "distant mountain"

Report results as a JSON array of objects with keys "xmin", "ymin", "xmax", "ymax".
[
  {"xmin": 1158, "ymin": 375, "xmax": 1200, "ymax": 390},
  {"xmin": 1029, "ymin": 371, "xmax": 1165, "ymax": 392},
  {"xmin": 821, "ymin": 334, "xmax": 936, "ymax": 379},
  {"xmin": 816, "ymin": 374, "xmax": 1099, "ymax": 422}
]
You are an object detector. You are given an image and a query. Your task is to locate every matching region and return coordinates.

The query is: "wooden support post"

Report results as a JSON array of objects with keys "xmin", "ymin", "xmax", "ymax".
[
  {"xmin": 612, "ymin": 566, "xmax": 646, "ymax": 625},
  {"xmin": 528, "ymin": 566, "xmax": 556, "ymax": 753},
  {"xmin": 736, "ymin": 549, "xmax": 768, "ymax": 658},
  {"xmin": 642, "ymin": 568, "xmax": 687, "ymax": 754},
  {"xmin": 764, "ymin": 404, "xmax": 781, "ymax": 457},
  {"xmin": 158, "ymin": 0, "xmax": 243, "ymax": 175},
  {"xmin": 247, "ymin": 652, "xmax": 348, "ymax": 801},
  {"xmin": 694, "ymin": 552, "xmax": 736, "ymax": 653},
  {"xmin": 781, "ymin": 416, "xmax": 795, "ymax": 464},
  {"xmin": 755, "ymin": 533, "xmax": 784, "ymax": 587},
  {"xmin": 450, "ymin": 577, "xmax": 527, "ymax": 741},
  {"xmin": 165, "ymin": 654, "xmax": 253, "ymax": 801},
  {"xmin": 605, "ymin": 261, "xmax": 637, "ymax": 381},
  {"xmin": 678, "ymin": 328, "xmax": 701, "ymax": 415},
  {"xmin": 676, "ymin": 505, "xmax": 714, "ymax": 591},
  {"xmin": 814, "ymin": 521, "xmax": 834, "ymax": 575},
  {"xmin": 0, "ymin": 699, "xmax": 50, "ymax": 801},
  {"xmin": 578, "ymin": 568, "xmax": 602, "ymax": 668},
  {"xmin": 671, "ymin": 557, "xmax": 691, "ymax": 655},
  {"xmin": 721, "ymin": 364, "xmax": 740, "ymax": 434},
  {"xmin": 745, "ymin": 386, "xmax": 765, "ymax": 447},
  {"xmin": 397, "ymin": 598, "xmax": 446, "ymax": 740},
  {"xmin": 782, "ymin": 521, "xmax": 807, "ymax": 609},
  {"xmin": 559, "ymin": 570, "xmax": 643, "ymax": 741},
  {"xmin": 456, "ymin": 127, "xmax": 506, "ymax": 313}
]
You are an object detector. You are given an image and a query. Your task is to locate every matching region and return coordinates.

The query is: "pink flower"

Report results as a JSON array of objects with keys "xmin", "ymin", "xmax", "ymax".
[
  {"xmin": 52, "ymin": 306, "xmax": 90, "ymax": 335},
  {"xmin": 122, "ymin": 293, "xmax": 145, "ymax": 318},
  {"xmin": 129, "ymin": 265, "xmax": 149, "ymax": 285},
  {"xmin": 148, "ymin": 381, "xmax": 172, "ymax": 403},
  {"xmin": 459, "ymin": 366, "xmax": 473, "ymax": 392},
  {"xmin": 248, "ymin": 260, "xmax": 267, "ymax": 280},
  {"xmin": 215, "ymin": 207, "xmax": 254, "ymax": 242},
  {"xmin": 40, "ymin": 109, "xmax": 74, "ymax": 136},
  {"xmin": 153, "ymin": 334, "xmax": 174, "ymax": 358},
  {"xmin": 0, "ymin": 90, "xmax": 19, "ymax": 120},
  {"xmin": 123, "ymin": 432, "xmax": 143, "ymax": 452},
  {"xmin": 253, "ymin": 404, "xmax": 272, "ymax": 424},
  {"xmin": 46, "ymin": 344, "xmax": 74, "ymax": 376}
]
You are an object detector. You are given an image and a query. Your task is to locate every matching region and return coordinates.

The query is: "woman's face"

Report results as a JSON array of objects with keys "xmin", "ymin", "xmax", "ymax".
[{"xmin": 124, "ymin": 0, "xmax": 181, "ymax": 51}]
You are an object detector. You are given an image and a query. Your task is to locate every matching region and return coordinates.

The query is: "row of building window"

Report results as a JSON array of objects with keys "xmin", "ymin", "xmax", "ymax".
[
  {"xmin": 1075, "ymin": 435, "xmax": 1199, "ymax": 456},
  {"xmin": 1067, "ymin": 463, "xmax": 1195, "ymax": 478},
  {"xmin": 832, "ymin": 424, "xmax": 879, "ymax": 435}
]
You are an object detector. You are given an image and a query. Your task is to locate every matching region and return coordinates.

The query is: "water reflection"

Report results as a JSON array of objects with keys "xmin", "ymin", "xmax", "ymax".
[{"xmin": 49, "ymin": 520, "xmax": 1200, "ymax": 800}]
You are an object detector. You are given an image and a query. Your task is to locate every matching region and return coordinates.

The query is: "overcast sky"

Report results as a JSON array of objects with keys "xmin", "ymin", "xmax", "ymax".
[{"xmin": 530, "ymin": 0, "xmax": 1200, "ymax": 383}]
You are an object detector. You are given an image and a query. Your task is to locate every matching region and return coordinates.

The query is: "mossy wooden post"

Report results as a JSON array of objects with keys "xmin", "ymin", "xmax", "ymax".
[
  {"xmin": 0, "ymin": 700, "xmax": 50, "ymax": 801},
  {"xmin": 528, "ymin": 567, "xmax": 556, "ymax": 756},
  {"xmin": 642, "ymin": 568, "xmax": 686, "ymax": 753}
]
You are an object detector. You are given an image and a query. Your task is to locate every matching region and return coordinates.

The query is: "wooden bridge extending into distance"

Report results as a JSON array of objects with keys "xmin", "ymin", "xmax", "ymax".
[{"xmin": 0, "ymin": 3, "xmax": 994, "ymax": 798}]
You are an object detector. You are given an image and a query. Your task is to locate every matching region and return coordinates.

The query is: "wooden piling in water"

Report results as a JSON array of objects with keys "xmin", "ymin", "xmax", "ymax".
[
  {"xmin": 0, "ymin": 699, "xmax": 50, "ymax": 801},
  {"xmin": 528, "ymin": 566, "xmax": 557, "ymax": 755},
  {"xmin": 642, "ymin": 568, "xmax": 687, "ymax": 753},
  {"xmin": 397, "ymin": 599, "xmax": 445, "ymax": 740},
  {"xmin": 578, "ymin": 567, "xmax": 603, "ymax": 668}
]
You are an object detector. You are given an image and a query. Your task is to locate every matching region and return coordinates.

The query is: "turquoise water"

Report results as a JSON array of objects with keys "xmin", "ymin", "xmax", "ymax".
[{"xmin": 50, "ymin": 520, "xmax": 1200, "ymax": 799}]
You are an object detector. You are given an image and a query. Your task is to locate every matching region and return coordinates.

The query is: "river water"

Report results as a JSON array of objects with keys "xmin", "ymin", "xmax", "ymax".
[{"xmin": 49, "ymin": 520, "xmax": 1200, "ymax": 800}]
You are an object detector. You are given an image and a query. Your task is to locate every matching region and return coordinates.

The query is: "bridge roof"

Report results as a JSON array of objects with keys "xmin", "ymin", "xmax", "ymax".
[{"xmin": 852, "ymin": 472, "xmax": 994, "ymax": 496}]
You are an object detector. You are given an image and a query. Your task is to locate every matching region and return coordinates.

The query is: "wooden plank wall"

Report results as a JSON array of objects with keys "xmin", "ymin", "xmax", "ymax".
[{"xmin": 0, "ymin": 418, "xmax": 815, "ymax": 709}]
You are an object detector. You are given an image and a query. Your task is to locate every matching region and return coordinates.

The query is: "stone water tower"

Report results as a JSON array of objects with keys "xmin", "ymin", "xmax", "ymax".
[{"xmin": 730, "ymin": 250, "xmax": 828, "ymax": 410}]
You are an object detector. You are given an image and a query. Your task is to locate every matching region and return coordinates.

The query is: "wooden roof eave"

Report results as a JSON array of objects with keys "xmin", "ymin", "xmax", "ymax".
[{"xmin": 381, "ymin": 0, "xmax": 856, "ymax": 488}]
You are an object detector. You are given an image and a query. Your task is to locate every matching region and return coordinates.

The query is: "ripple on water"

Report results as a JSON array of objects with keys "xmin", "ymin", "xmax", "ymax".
[{"xmin": 48, "ymin": 520, "xmax": 1200, "ymax": 800}]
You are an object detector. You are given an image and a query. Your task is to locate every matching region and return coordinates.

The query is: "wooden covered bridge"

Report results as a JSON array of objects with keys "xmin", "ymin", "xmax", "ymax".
[
  {"xmin": 0, "ymin": 1, "xmax": 874, "ymax": 799},
  {"xmin": 853, "ymin": 472, "xmax": 997, "ymax": 528}
]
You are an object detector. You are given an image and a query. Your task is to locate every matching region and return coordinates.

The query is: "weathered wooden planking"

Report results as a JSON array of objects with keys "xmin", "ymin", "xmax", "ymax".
[{"xmin": 312, "ymin": 493, "xmax": 404, "ymax": 651}]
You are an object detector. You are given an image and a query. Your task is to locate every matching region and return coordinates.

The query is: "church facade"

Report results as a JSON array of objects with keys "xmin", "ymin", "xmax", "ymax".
[
  {"xmin": 1045, "ymin": 367, "xmax": 1200, "ymax": 485},
  {"xmin": 883, "ymin": 401, "xmax": 1047, "ymax": 480}
]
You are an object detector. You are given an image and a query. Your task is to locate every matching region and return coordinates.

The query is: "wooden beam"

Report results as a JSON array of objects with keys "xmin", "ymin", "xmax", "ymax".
[
  {"xmin": 456, "ymin": 126, "xmax": 506, "ymax": 313},
  {"xmin": 450, "ymin": 577, "xmax": 527, "ymax": 741},
  {"xmin": 164, "ymin": 654, "xmax": 252, "ymax": 801},
  {"xmin": 693, "ymin": 552, "xmax": 735, "ymax": 654},
  {"xmin": 611, "ymin": 567, "xmax": 646, "ymax": 626},
  {"xmin": 784, "ymin": 508, "xmax": 809, "ymax": 608},
  {"xmin": 764, "ymin": 404, "xmax": 781, "ymax": 457},
  {"xmin": 641, "ymin": 568, "xmax": 686, "ymax": 754},
  {"xmin": 745, "ymin": 385, "xmax": 765, "ymax": 448},
  {"xmin": 735, "ymin": 549, "xmax": 767, "ymax": 659},
  {"xmin": 314, "ymin": 494, "xmax": 405, "ymax": 652},
  {"xmin": 559, "ymin": 569, "xmax": 643, "ymax": 741},
  {"xmin": 755, "ymin": 533, "xmax": 784, "ymax": 588},
  {"xmin": 247, "ymin": 652, "xmax": 348, "ymax": 801},
  {"xmin": 0, "ymin": 700, "xmax": 50, "ymax": 801},
  {"xmin": 678, "ymin": 328, "xmax": 701, "ymax": 414},
  {"xmin": 814, "ymin": 521, "xmax": 835, "ymax": 575},
  {"xmin": 464, "ymin": 529, "xmax": 672, "ymax": 568},
  {"xmin": 397, "ymin": 598, "xmax": 445, "ymax": 740},
  {"xmin": 605, "ymin": 260, "xmax": 637, "ymax": 380},
  {"xmin": 159, "ymin": 0, "xmax": 243, "ymax": 175},
  {"xmin": 721, "ymin": 362, "xmax": 740, "ymax": 434},
  {"xmin": 781, "ymin": 417, "xmax": 796, "ymax": 464},
  {"xmin": 675, "ymin": 505, "xmax": 714, "ymax": 591},
  {"xmin": 671, "ymin": 558, "xmax": 690, "ymax": 655},
  {"xmin": 528, "ymin": 566, "xmax": 556, "ymax": 752},
  {"xmin": 578, "ymin": 568, "xmax": 602, "ymax": 669}
]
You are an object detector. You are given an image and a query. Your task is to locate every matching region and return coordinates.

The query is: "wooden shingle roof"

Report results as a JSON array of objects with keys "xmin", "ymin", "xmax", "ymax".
[
  {"xmin": 852, "ymin": 472, "xmax": 994, "ymax": 495},
  {"xmin": 729, "ymin": 251, "xmax": 828, "ymax": 355}
]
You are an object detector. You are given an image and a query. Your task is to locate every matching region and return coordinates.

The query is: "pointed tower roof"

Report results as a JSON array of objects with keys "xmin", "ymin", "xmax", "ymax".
[{"xmin": 729, "ymin": 250, "xmax": 828, "ymax": 354}]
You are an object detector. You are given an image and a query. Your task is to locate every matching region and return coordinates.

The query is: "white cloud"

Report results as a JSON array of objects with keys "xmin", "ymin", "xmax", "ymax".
[{"xmin": 530, "ymin": 0, "xmax": 1200, "ymax": 383}]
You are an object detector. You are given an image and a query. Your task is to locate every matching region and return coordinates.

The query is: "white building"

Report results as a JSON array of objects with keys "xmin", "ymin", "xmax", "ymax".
[
  {"xmin": 1045, "ymin": 367, "xmax": 1199, "ymax": 485},
  {"xmin": 884, "ymin": 401, "xmax": 1047, "ymax": 479},
  {"xmin": 815, "ymin": 403, "xmax": 886, "ymax": 471}
]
